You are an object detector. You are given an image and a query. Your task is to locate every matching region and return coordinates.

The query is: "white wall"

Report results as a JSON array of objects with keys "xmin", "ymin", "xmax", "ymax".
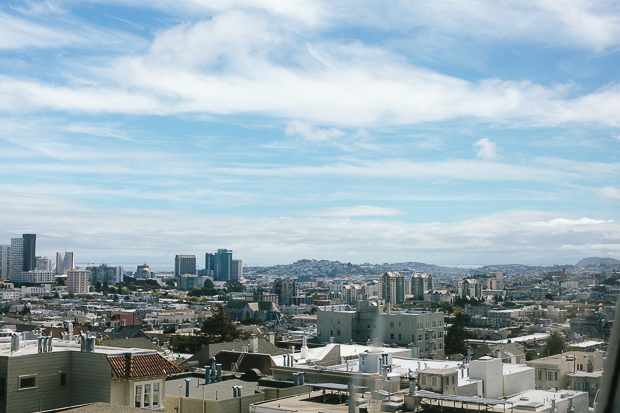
[{"xmin": 503, "ymin": 366, "xmax": 535, "ymax": 397}]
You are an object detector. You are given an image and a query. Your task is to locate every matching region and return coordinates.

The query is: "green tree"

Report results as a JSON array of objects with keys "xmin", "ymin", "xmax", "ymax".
[
  {"xmin": 204, "ymin": 278, "xmax": 215, "ymax": 289},
  {"xmin": 545, "ymin": 293, "xmax": 554, "ymax": 300},
  {"xmin": 95, "ymin": 281, "xmax": 102, "ymax": 293},
  {"xmin": 225, "ymin": 280, "xmax": 245, "ymax": 292},
  {"xmin": 454, "ymin": 312, "xmax": 470, "ymax": 326},
  {"xmin": 170, "ymin": 305, "xmax": 240, "ymax": 353},
  {"xmin": 541, "ymin": 330, "xmax": 567, "ymax": 357},
  {"xmin": 444, "ymin": 323, "xmax": 468, "ymax": 355}
]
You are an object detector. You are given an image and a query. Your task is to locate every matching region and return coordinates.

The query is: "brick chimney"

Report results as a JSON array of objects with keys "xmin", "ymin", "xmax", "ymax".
[{"xmin": 125, "ymin": 353, "xmax": 133, "ymax": 378}]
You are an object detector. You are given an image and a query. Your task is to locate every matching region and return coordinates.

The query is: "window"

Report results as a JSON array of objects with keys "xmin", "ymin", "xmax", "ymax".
[
  {"xmin": 337, "ymin": 330, "xmax": 341, "ymax": 336},
  {"xmin": 439, "ymin": 343, "xmax": 443, "ymax": 349},
  {"xmin": 418, "ymin": 322, "xmax": 423, "ymax": 329},
  {"xmin": 59, "ymin": 372, "xmax": 67, "ymax": 386},
  {"xmin": 330, "ymin": 319, "xmax": 333, "ymax": 325},
  {"xmin": 398, "ymin": 334, "xmax": 401, "ymax": 340},
  {"xmin": 432, "ymin": 377, "xmax": 437, "ymax": 386},
  {"xmin": 337, "ymin": 319, "xmax": 341, "ymax": 325},
  {"xmin": 390, "ymin": 322, "xmax": 394, "ymax": 328},
  {"xmin": 398, "ymin": 322, "xmax": 401, "ymax": 329},
  {"xmin": 390, "ymin": 333, "xmax": 394, "ymax": 339},
  {"xmin": 135, "ymin": 380, "xmax": 161, "ymax": 409},
  {"xmin": 425, "ymin": 333, "xmax": 430, "ymax": 340},
  {"xmin": 432, "ymin": 321, "xmax": 437, "ymax": 327},
  {"xmin": 19, "ymin": 375, "xmax": 36, "ymax": 390},
  {"xmin": 330, "ymin": 330, "xmax": 333, "ymax": 336},
  {"xmin": 420, "ymin": 376, "xmax": 426, "ymax": 385},
  {"xmin": 412, "ymin": 335, "xmax": 415, "ymax": 341},
  {"xmin": 418, "ymin": 334, "xmax": 423, "ymax": 341},
  {"xmin": 318, "ymin": 318, "xmax": 321, "ymax": 324},
  {"xmin": 367, "ymin": 324, "xmax": 370, "ymax": 328},
  {"xmin": 412, "ymin": 323, "xmax": 416, "ymax": 328},
  {"xmin": 425, "ymin": 322, "xmax": 430, "ymax": 328}
]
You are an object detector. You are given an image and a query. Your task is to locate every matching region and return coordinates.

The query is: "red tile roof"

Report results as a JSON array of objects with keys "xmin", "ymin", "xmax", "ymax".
[
  {"xmin": 107, "ymin": 313, "xmax": 141, "ymax": 326},
  {"xmin": 42, "ymin": 326, "xmax": 90, "ymax": 339},
  {"xmin": 108, "ymin": 353, "xmax": 181, "ymax": 378}
]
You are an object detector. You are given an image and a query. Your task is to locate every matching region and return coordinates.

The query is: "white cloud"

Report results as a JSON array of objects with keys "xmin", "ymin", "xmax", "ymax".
[
  {"xmin": 473, "ymin": 138, "xmax": 500, "ymax": 160},
  {"xmin": 598, "ymin": 186, "xmax": 620, "ymax": 200},
  {"xmin": 285, "ymin": 120, "xmax": 345, "ymax": 142},
  {"xmin": 0, "ymin": 194, "xmax": 618, "ymax": 266},
  {"xmin": 298, "ymin": 205, "xmax": 406, "ymax": 217}
]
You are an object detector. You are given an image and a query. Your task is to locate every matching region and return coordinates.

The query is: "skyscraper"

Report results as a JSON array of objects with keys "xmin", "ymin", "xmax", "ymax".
[
  {"xmin": 9, "ymin": 234, "xmax": 53, "ymax": 284},
  {"xmin": 0, "ymin": 245, "xmax": 9, "ymax": 279},
  {"xmin": 213, "ymin": 249, "xmax": 232, "ymax": 281},
  {"xmin": 231, "ymin": 259, "xmax": 243, "ymax": 280},
  {"xmin": 175, "ymin": 255, "xmax": 196, "ymax": 277},
  {"xmin": 411, "ymin": 273, "xmax": 433, "ymax": 300},
  {"xmin": 22, "ymin": 234, "xmax": 36, "ymax": 272},
  {"xmin": 273, "ymin": 278, "xmax": 297, "ymax": 305},
  {"xmin": 56, "ymin": 252, "xmax": 75, "ymax": 275}
]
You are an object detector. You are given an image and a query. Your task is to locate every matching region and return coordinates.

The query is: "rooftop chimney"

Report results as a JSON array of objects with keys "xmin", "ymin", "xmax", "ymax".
[{"xmin": 125, "ymin": 353, "xmax": 133, "ymax": 378}]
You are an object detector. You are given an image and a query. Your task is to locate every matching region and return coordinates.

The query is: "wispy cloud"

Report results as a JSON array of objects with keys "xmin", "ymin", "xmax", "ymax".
[
  {"xmin": 598, "ymin": 186, "xmax": 620, "ymax": 200},
  {"xmin": 297, "ymin": 205, "xmax": 406, "ymax": 217},
  {"xmin": 285, "ymin": 120, "xmax": 345, "ymax": 142}
]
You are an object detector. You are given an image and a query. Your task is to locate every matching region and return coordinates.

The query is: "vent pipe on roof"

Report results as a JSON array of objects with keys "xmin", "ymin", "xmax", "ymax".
[
  {"xmin": 185, "ymin": 378, "xmax": 191, "ymax": 398},
  {"xmin": 293, "ymin": 373, "xmax": 299, "ymax": 387},
  {"xmin": 299, "ymin": 372, "xmax": 304, "ymax": 385},
  {"xmin": 216, "ymin": 364, "xmax": 222, "ymax": 382},
  {"xmin": 232, "ymin": 386, "xmax": 238, "ymax": 398},
  {"xmin": 11, "ymin": 334, "xmax": 20, "ymax": 352},
  {"xmin": 205, "ymin": 366, "xmax": 211, "ymax": 385},
  {"xmin": 47, "ymin": 335, "xmax": 52, "ymax": 353}
]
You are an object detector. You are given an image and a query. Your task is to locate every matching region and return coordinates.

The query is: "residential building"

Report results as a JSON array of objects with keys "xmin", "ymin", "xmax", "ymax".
[
  {"xmin": 569, "ymin": 370, "xmax": 603, "ymax": 404},
  {"xmin": 177, "ymin": 274, "xmax": 199, "ymax": 290},
  {"xmin": 36, "ymin": 256, "xmax": 52, "ymax": 271},
  {"xmin": 175, "ymin": 255, "xmax": 196, "ymax": 277},
  {"xmin": 273, "ymin": 278, "xmax": 297, "ymax": 305},
  {"xmin": 67, "ymin": 267, "xmax": 90, "ymax": 295},
  {"xmin": 0, "ymin": 336, "xmax": 180, "ymax": 413},
  {"xmin": 526, "ymin": 351, "xmax": 604, "ymax": 390},
  {"xmin": 418, "ymin": 369, "xmax": 458, "ymax": 395},
  {"xmin": 458, "ymin": 278, "xmax": 483, "ymax": 299},
  {"xmin": 87, "ymin": 264, "xmax": 123, "ymax": 285},
  {"xmin": 316, "ymin": 300, "xmax": 445, "ymax": 357},
  {"xmin": 378, "ymin": 271, "xmax": 405, "ymax": 304},
  {"xmin": 55, "ymin": 252, "xmax": 74, "ymax": 275},
  {"xmin": 411, "ymin": 273, "xmax": 433, "ymax": 300}
]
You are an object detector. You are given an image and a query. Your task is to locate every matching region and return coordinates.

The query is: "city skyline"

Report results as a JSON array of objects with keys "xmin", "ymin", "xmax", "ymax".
[{"xmin": 1, "ymin": 2, "xmax": 619, "ymax": 266}]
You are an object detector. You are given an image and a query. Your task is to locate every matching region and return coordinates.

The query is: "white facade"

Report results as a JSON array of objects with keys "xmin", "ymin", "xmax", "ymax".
[
  {"xmin": 469, "ymin": 356, "xmax": 503, "ymax": 399},
  {"xmin": 56, "ymin": 252, "xmax": 74, "ymax": 275},
  {"xmin": 67, "ymin": 268, "xmax": 90, "ymax": 295}
]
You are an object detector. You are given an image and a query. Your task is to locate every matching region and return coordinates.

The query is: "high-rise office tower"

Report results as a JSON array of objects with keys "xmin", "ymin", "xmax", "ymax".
[
  {"xmin": 204, "ymin": 253, "xmax": 215, "ymax": 276},
  {"xmin": 175, "ymin": 255, "xmax": 196, "ymax": 277},
  {"xmin": 56, "ymin": 252, "xmax": 75, "ymax": 275},
  {"xmin": 214, "ymin": 249, "xmax": 232, "ymax": 281},
  {"xmin": 0, "ymin": 245, "xmax": 9, "ymax": 279},
  {"xmin": 231, "ymin": 259, "xmax": 243, "ymax": 280},
  {"xmin": 9, "ymin": 234, "xmax": 53, "ymax": 284},
  {"xmin": 67, "ymin": 267, "xmax": 90, "ymax": 295},
  {"xmin": 22, "ymin": 234, "xmax": 36, "ymax": 272},
  {"xmin": 9, "ymin": 237, "xmax": 24, "ymax": 282}
]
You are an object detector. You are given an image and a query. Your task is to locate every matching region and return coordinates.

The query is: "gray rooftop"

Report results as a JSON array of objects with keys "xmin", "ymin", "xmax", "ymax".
[{"xmin": 165, "ymin": 377, "xmax": 260, "ymax": 400}]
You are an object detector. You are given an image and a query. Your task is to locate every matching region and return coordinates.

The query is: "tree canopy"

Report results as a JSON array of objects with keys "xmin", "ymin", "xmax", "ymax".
[
  {"xmin": 541, "ymin": 330, "xmax": 567, "ymax": 357},
  {"xmin": 444, "ymin": 323, "xmax": 468, "ymax": 355},
  {"xmin": 170, "ymin": 305, "xmax": 240, "ymax": 353}
]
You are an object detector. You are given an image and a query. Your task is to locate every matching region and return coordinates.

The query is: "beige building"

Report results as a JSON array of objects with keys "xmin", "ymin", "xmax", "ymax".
[
  {"xmin": 316, "ymin": 300, "xmax": 444, "ymax": 357},
  {"xmin": 378, "ymin": 272, "xmax": 405, "ymax": 304},
  {"xmin": 67, "ymin": 267, "xmax": 89, "ymax": 295},
  {"xmin": 418, "ymin": 369, "xmax": 458, "ymax": 394},
  {"xmin": 526, "ymin": 351, "xmax": 604, "ymax": 390}
]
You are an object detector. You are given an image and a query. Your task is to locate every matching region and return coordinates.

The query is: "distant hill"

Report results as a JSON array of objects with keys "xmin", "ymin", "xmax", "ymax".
[{"xmin": 576, "ymin": 257, "xmax": 619, "ymax": 267}]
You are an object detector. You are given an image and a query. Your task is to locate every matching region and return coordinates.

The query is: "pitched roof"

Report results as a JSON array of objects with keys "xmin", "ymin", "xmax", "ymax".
[
  {"xmin": 107, "ymin": 313, "xmax": 141, "ymax": 326},
  {"xmin": 42, "ymin": 326, "xmax": 90, "ymax": 339},
  {"xmin": 108, "ymin": 353, "xmax": 180, "ymax": 378}
]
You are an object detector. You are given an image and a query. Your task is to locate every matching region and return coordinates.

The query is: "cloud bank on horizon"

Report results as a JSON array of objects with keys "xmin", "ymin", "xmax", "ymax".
[{"xmin": 0, "ymin": 0, "xmax": 619, "ymax": 268}]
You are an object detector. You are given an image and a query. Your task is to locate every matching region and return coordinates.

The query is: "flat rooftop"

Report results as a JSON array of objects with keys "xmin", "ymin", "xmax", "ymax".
[
  {"xmin": 0, "ymin": 339, "xmax": 158, "ymax": 357},
  {"xmin": 251, "ymin": 390, "xmax": 384, "ymax": 413},
  {"xmin": 165, "ymin": 377, "xmax": 259, "ymax": 400}
]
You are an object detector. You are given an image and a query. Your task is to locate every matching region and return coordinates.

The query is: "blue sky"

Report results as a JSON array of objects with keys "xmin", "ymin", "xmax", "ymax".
[{"xmin": 1, "ymin": 1, "xmax": 619, "ymax": 270}]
